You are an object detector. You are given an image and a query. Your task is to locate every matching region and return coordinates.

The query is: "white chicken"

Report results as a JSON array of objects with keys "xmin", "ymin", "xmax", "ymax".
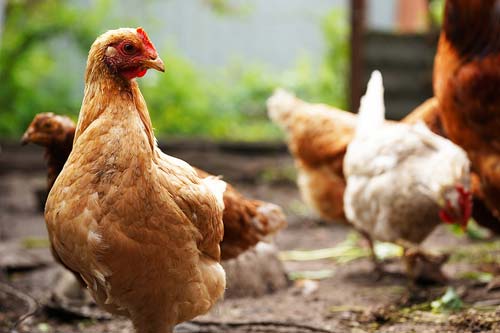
[{"xmin": 343, "ymin": 71, "xmax": 472, "ymax": 282}]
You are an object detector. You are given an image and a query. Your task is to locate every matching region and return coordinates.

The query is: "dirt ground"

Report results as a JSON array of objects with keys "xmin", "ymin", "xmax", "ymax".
[{"xmin": 1, "ymin": 141, "xmax": 500, "ymax": 333}]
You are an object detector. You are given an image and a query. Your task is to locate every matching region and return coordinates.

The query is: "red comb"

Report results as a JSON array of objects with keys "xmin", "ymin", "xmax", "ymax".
[{"xmin": 136, "ymin": 27, "xmax": 157, "ymax": 55}]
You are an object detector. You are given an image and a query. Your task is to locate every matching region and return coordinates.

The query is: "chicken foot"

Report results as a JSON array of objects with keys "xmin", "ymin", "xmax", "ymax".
[
  {"xmin": 357, "ymin": 229, "xmax": 384, "ymax": 279},
  {"xmin": 396, "ymin": 239, "xmax": 449, "ymax": 284}
]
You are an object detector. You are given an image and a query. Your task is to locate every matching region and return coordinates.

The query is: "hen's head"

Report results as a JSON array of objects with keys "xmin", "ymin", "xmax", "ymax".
[
  {"xmin": 22, "ymin": 113, "xmax": 75, "ymax": 147},
  {"xmin": 89, "ymin": 27, "xmax": 164, "ymax": 81},
  {"xmin": 438, "ymin": 183, "xmax": 473, "ymax": 230}
]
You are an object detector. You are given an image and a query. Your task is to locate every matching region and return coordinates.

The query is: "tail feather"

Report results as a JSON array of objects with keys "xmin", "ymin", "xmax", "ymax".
[
  {"xmin": 266, "ymin": 88, "xmax": 300, "ymax": 129},
  {"xmin": 221, "ymin": 193, "xmax": 287, "ymax": 260},
  {"xmin": 356, "ymin": 70, "xmax": 385, "ymax": 137},
  {"xmin": 252, "ymin": 201, "xmax": 287, "ymax": 236}
]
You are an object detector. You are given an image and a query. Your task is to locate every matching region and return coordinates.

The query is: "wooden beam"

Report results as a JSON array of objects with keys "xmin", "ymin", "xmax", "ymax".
[{"xmin": 349, "ymin": 0, "xmax": 366, "ymax": 113}]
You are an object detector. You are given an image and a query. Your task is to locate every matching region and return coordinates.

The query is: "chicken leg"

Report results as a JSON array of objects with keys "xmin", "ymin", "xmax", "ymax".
[
  {"xmin": 396, "ymin": 239, "xmax": 449, "ymax": 284},
  {"xmin": 357, "ymin": 229, "xmax": 384, "ymax": 278}
]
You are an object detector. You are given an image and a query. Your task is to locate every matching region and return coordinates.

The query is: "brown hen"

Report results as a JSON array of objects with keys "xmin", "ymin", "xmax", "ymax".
[
  {"xmin": 433, "ymin": 0, "xmax": 500, "ymax": 230},
  {"xmin": 45, "ymin": 28, "xmax": 226, "ymax": 333},
  {"xmin": 21, "ymin": 113, "xmax": 75, "ymax": 190},
  {"xmin": 402, "ymin": 97, "xmax": 445, "ymax": 137},
  {"xmin": 267, "ymin": 89, "xmax": 356, "ymax": 223}
]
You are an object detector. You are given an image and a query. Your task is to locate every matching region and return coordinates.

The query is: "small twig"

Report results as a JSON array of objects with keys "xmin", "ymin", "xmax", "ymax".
[
  {"xmin": 0, "ymin": 281, "xmax": 39, "ymax": 331},
  {"xmin": 189, "ymin": 320, "xmax": 337, "ymax": 333}
]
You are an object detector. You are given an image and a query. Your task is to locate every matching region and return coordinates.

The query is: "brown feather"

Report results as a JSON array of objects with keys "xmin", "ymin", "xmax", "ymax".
[
  {"xmin": 402, "ymin": 97, "xmax": 446, "ymax": 137},
  {"xmin": 267, "ymin": 90, "xmax": 355, "ymax": 222},
  {"xmin": 434, "ymin": 0, "xmax": 500, "ymax": 228}
]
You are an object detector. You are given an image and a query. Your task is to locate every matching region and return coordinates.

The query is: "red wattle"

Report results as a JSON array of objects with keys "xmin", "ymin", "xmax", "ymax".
[
  {"xmin": 122, "ymin": 68, "xmax": 148, "ymax": 80},
  {"xmin": 439, "ymin": 209, "xmax": 453, "ymax": 224},
  {"xmin": 136, "ymin": 69, "xmax": 147, "ymax": 78}
]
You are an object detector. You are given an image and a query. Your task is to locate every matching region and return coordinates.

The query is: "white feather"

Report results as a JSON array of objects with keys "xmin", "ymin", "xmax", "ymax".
[
  {"xmin": 266, "ymin": 88, "xmax": 297, "ymax": 127},
  {"xmin": 202, "ymin": 176, "xmax": 227, "ymax": 210},
  {"xmin": 356, "ymin": 70, "xmax": 385, "ymax": 138}
]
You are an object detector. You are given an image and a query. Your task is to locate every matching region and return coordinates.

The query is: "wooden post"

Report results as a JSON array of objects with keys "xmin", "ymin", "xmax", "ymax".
[{"xmin": 350, "ymin": 0, "xmax": 365, "ymax": 113}]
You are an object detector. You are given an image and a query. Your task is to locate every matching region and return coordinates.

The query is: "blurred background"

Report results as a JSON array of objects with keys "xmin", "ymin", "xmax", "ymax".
[{"xmin": 0, "ymin": 0, "xmax": 444, "ymax": 142}]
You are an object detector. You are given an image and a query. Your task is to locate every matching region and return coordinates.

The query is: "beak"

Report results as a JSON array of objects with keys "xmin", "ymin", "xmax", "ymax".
[
  {"xmin": 21, "ymin": 131, "xmax": 31, "ymax": 145},
  {"xmin": 144, "ymin": 56, "xmax": 165, "ymax": 72}
]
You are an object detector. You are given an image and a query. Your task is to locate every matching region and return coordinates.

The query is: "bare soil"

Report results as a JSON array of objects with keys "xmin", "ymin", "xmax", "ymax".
[{"xmin": 1, "ymin": 141, "xmax": 500, "ymax": 333}]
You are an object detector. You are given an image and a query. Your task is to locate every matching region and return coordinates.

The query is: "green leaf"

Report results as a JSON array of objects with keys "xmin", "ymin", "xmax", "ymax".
[
  {"xmin": 22, "ymin": 237, "xmax": 50, "ymax": 249},
  {"xmin": 288, "ymin": 269, "xmax": 335, "ymax": 281},
  {"xmin": 430, "ymin": 287, "xmax": 463, "ymax": 313}
]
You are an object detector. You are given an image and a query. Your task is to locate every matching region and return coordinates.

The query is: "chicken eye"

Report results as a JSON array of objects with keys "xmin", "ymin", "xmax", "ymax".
[{"xmin": 122, "ymin": 43, "xmax": 136, "ymax": 54}]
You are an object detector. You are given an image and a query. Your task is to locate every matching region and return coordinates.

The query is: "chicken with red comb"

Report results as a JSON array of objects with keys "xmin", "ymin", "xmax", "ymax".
[
  {"xmin": 344, "ymin": 71, "xmax": 472, "ymax": 282},
  {"xmin": 44, "ymin": 28, "xmax": 226, "ymax": 333}
]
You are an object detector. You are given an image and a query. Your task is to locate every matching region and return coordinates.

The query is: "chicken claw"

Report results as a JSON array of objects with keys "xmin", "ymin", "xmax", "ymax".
[{"xmin": 402, "ymin": 247, "xmax": 449, "ymax": 284}]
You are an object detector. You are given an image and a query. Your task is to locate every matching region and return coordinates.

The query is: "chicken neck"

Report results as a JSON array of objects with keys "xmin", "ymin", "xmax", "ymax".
[{"xmin": 74, "ymin": 58, "xmax": 156, "ymax": 158}]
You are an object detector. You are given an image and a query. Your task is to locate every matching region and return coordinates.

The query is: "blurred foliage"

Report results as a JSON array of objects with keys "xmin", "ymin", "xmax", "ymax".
[
  {"xmin": 430, "ymin": 287, "xmax": 463, "ymax": 313},
  {"xmin": 428, "ymin": 0, "xmax": 445, "ymax": 26},
  {"xmin": 459, "ymin": 271, "xmax": 493, "ymax": 284},
  {"xmin": 0, "ymin": 1, "xmax": 349, "ymax": 141},
  {"xmin": 449, "ymin": 219, "xmax": 492, "ymax": 240},
  {"xmin": 142, "ymin": 58, "xmax": 284, "ymax": 140},
  {"xmin": 288, "ymin": 269, "xmax": 334, "ymax": 281},
  {"xmin": 144, "ymin": 8, "xmax": 349, "ymax": 141},
  {"xmin": 0, "ymin": 0, "xmax": 113, "ymax": 136},
  {"xmin": 313, "ymin": 9, "xmax": 349, "ymax": 107}
]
